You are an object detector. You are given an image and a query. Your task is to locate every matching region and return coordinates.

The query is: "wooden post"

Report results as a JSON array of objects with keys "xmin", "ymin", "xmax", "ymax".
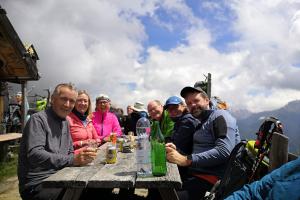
[
  {"xmin": 21, "ymin": 81, "xmax": 27, "ymax": 131},
  {"xmin": 207, "ymin": 73, "xmax": 211, "ymax": 99},
  {"xmin": 269, "ymin": 132, "xmax": 288, "ymax": 172}
]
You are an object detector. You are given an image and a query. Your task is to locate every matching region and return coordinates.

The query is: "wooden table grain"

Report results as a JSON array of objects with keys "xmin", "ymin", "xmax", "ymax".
[{"xmin": 42, "ymin": 142, "xmax": 182, "ymax": 200}]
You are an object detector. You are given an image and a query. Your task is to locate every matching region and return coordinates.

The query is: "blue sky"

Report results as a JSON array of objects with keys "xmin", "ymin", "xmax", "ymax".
[
  {"xmin": 2, "ymin": 0, "xmax": 300, "ymax": 112},
  {"xmin": 140, "ymin": 1, "xmax": 240, "ymax": 53}
]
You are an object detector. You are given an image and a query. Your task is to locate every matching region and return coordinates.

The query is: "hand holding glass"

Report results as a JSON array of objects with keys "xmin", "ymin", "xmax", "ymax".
[{"xmin": 87, "ymin": 140, "xmax": 98, "ymax": 165}]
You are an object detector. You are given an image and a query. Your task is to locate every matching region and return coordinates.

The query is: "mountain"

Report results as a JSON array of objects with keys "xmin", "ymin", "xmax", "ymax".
[{"xmin": 231, "ymin": 100, "xmax": 300, "ymax": 154}]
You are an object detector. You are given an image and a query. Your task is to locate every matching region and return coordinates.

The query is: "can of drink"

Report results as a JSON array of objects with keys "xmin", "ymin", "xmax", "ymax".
[
  {"xmin": 106, "ymin": 145, "xmax": 117, "ymax": 164},
  {"xmin": 116, "ymin": 138, "xmax": 124, "ymax": 152}
]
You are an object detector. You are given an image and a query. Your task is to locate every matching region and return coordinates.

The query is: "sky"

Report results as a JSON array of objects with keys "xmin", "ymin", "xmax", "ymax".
[{"xmin": 2, "ymin": 0, "xmax": 300, "ymax": 113}]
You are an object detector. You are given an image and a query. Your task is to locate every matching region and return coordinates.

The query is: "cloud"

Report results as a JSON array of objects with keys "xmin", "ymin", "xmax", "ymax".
[{"xmin": 2, "ymin": 0, "xmax": 300, "ymax": 113}]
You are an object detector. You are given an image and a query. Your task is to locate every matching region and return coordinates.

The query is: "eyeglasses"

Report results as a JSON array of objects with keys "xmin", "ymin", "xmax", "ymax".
[{"xmin": 97, "ymin": 101, "xmax": 109, "ymax": 104}]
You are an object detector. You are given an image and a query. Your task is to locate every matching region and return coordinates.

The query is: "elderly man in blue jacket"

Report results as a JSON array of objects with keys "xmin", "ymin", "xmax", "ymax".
[{"xmin": 166, "ymin": 85, "xmax": 240, "ymax": 200}]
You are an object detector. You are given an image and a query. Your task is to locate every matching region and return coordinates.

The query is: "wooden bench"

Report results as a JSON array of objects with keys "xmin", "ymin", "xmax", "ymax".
[{"xmin": 0, "ymin": 133, "xmax": 22, "ymax": 162}]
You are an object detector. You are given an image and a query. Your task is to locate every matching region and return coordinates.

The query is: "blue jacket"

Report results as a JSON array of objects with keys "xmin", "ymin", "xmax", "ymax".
[
  {"xmin": 225, "ymin": 157, "xmax": 300, "ymax": 200},
  {"xmin": 189, "ymin": 109, "xmax": 240, "ymax": 178},
  {"xmin": 171, "ymin": 113, "xmax": 199, "ymax": 155}
]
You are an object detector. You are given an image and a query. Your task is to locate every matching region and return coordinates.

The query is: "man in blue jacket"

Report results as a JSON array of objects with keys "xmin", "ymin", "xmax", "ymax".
[{"xmin": 166, "ymin": 85, "xmax": 240, "ymax": 200}]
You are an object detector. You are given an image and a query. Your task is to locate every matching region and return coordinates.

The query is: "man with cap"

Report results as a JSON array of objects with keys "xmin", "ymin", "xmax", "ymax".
[
  {"xmin": 166, "ymin": 86, "xmax": 240, "ymax": 200},
  {"xmin": 147, "ymin": 100, "xmax": 174, "ymax": 139},
  {"xmin": 92, "ymin": 94, "xmax": 122, "ymax": 142},
  {"xmin": 165, "ymin": 96, "xmax": 199, "ymax": 181}
]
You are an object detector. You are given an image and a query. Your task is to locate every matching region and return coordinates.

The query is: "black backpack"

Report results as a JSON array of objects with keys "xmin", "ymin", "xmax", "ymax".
[{"xmin": 204, "ymin": 116, "xmax": 283, "ymax": 200}]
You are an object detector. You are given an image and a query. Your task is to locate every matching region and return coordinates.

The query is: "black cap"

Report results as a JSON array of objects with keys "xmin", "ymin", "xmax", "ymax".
[{"xmin": 180, "ymin": 86, "xmax": 208, "ymax": 98}]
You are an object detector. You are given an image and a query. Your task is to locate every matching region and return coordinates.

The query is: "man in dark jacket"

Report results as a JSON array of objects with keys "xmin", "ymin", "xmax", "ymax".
[{"xmin": 166, "ymin": 86, "xmax": 240, "ymax": 200}]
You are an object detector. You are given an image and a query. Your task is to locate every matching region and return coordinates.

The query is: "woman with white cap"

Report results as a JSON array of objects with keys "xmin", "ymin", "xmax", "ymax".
[
  {"xmin": 92, "ymin": 94, "xmax": 122, "ymax": 142},
  {"xmin": 128, "ymin": 102, "xmax": 148, "ymax": 135}
]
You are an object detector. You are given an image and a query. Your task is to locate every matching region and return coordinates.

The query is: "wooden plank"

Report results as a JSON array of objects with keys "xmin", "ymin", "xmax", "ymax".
[
  {"xmin": 43, "ymin": 148, "xmax": 107, "ymax": 188},
  {"xmin": 88, "ymin": 151, "xmax": 136, "ymax": 188},
  {"xmin": 0, "ymin": 133, "xmax": 22, "ymax": 142},
  {"xmin": 288, "ymin": 152, "xmax": 298, "ymax": 161},
  {"xmin": 135, "ymin": 162, "xmax": 182, "ymax": 189},
  {"xmin": 42, "ymin": 167, "xmax": 87, "ymax": 188},
  {"xmin": 269, "ymin": 132, "xmax": 289, "ymax": 172}
]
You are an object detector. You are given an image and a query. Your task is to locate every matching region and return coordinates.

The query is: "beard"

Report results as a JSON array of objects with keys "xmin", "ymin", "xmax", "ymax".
[
  {"xmin": 190, "ymin": 105, "xmax": 207, "ymax": 119},
  {"xmin": 191, "ymin": 108, "xmax": 203, "ymax": 119}
]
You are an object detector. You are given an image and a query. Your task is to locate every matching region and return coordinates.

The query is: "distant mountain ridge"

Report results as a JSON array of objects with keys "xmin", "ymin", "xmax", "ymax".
[{"xmin": 231, "ymin": 100, "xmax": 300, "ymax": 154}]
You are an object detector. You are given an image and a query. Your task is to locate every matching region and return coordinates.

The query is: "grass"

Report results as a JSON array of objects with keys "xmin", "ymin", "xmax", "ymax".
[{"xmin": 0, "ymin": 154, "xmax": 18, "ymax": 183}]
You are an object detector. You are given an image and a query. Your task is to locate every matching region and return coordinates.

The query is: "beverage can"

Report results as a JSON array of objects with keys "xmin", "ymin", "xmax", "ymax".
[
  {"xmin": 106, "ymin": 145, "xmax": 117, "ymax": 164},
  {"xmin": 116, "ymin": 138, "xmax": 124, "ymax": 152}
]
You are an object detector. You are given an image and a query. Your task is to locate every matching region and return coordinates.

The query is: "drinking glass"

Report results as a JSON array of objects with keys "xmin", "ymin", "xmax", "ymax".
[{"xmin": 87, "ymin": 140, "xmax": 98, "ymax": 165}]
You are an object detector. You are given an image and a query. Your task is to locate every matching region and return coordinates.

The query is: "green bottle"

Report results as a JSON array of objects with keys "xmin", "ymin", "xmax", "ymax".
[{"xmin": 151, "ymin": 121, "xmax": 167, "ymax": 176}]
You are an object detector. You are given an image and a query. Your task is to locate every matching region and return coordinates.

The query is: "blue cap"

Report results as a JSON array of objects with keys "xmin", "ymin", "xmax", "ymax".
[{"xmin": 165, "ymin": 96, "xmax": 183, "ymax": 109}]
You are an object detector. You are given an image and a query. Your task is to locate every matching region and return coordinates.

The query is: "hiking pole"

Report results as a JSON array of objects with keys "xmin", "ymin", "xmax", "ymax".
[{"xmin": 249, "ymin": 117, "xmax": 283, "ymax": 183}]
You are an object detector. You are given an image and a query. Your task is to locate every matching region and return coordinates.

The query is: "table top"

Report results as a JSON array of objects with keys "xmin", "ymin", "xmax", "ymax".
[
  {"xmin": 42, "ymin": 142, "xmax": 182, "ymax": 190},
  {"xmin": 0, "ymin": 133, "xmax": 22, "ymax": 142}
]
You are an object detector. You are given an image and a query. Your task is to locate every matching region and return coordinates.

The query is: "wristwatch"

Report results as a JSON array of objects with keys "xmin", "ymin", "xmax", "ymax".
[{"xmin": 187, "ymin": 154, "xmax": 193, "ymax": 161}]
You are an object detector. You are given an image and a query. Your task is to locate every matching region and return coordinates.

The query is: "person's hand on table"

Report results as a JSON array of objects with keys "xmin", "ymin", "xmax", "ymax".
[
  {"xmin": 166, "ymin": 142, "xmax": 176, "ymax": 150},
  {"xmin": 73, "ymin": 148, "xmax": 98, "ymax": 166},
  {"xmin": 166, "ymin": 144, "xmax": 191, "ymax": 167},
  {"xmin": 103, "ymin": 136, "xmax": 110, "ymax": 143}
]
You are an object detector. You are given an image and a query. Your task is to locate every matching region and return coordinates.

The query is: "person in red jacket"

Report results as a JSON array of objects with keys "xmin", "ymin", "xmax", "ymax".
[{"xmin": 67, "ymin": 90, "xmax": 101, "ymax": 154}]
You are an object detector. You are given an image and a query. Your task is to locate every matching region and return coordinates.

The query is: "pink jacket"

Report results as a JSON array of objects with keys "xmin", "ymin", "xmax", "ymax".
[
  {"xmin": 92, "ymin": 110, "xmax": 122, "ymax": 140},
  {"xmin": 67, "ymin": 112, "xmax": 100, "ymax": 154}
]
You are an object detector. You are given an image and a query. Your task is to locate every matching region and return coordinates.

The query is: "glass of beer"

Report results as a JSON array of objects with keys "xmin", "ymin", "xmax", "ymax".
[
  {"xmin": 110, "ymin": 132, "xmax": 117, "ymax": 145},
  {"xmin": 87, "ymin": 140, "xmax": 98, "ymax": 165}
]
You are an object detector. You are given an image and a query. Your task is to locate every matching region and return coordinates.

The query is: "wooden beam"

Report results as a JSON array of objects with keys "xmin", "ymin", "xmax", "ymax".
[{"xmin": 269, "ymin": 132, "xmax": 288, "ymax": 172}]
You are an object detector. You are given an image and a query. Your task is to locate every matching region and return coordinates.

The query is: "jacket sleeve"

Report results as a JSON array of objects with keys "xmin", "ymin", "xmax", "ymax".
[
  {"xmin": 73, "ymin": 140, "xmax": 82, "ymax": 149},
  {"xmin": 162, "ymin": 111, "xmax": 174, "ymax": 138},
  {"xmin": 191, "ymin": 132, "xmax": 236, "ymax": 167},
  {"xmin": 91, "ymin": 123, "xmax": 101, "ymax": 143},
  {"xmin": 25, "ymin": 115, "xmax": 74, "ymax": 169},
  {"xmin": 112, "ymin": 114, "xmax": 122, "ymax": 136}
]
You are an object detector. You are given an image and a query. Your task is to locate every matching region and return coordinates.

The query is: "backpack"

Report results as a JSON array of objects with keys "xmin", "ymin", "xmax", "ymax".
[
  {"xmin": 210, "ymin": 96, "xmax": 229, "ymax": 110},
  {"xmin": 204, "ymin": 116, "xmax": 283, "ymax": 200}
]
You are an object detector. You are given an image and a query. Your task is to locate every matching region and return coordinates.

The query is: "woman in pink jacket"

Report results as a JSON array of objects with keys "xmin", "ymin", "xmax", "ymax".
[
  {"xmin": 92, "ymin": 94, "xmax": 122, "ymax": 142},
  {"xmin": 67, "ymin": 90, "xmax": 100, "ymax": 154}
]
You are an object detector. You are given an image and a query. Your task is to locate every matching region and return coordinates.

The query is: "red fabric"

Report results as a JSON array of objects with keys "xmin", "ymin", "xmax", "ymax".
[
  {"xmin": 193, "ymin": 174, "xmax": 219, "ymax": 185},
  {"xmin": 67, "ymin": 112, "xmax": 100, "ymax": 154}
]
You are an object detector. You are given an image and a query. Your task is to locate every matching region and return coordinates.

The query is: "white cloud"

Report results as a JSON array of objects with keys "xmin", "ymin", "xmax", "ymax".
[{"xmin": 2, "ymin": 0, "xmax": 300, "ymax": 113}]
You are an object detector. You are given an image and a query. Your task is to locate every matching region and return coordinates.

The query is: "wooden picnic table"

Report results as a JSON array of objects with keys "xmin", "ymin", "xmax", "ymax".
[
  {"xmin": 42, "ymin": 142, "xmax": 182, "ymax": 200},
  {"xmin": 0, "ymin": 133, "xmax": 22, "ymax": 143},
  {"xmin": 0, "ymin": 133, "xmax": 22, "ymax": 162}
]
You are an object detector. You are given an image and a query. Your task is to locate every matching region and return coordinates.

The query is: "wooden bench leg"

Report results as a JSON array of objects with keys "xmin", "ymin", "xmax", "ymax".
[
  {"xmin": 159, "ymin": 188, "xmax": 179, "ymax": 200},
  {"xmin": 62, "ymin": 188, "xmax": 84, "ymax": 200},
  {"xmin": 0, "ymin": 143, "xmax": 9, "ymax": 162}
]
